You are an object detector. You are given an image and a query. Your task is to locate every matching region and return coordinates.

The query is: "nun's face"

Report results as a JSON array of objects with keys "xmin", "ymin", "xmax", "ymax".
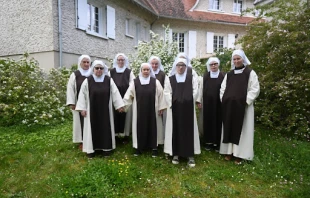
[
  {"xmin": 141, "ymin": 65, "xmax": 150, "ymax": 77},
  {"xmin": 176, "ymin": 62, "xmax": 186, "ymax": 74},
  {"xmin": 117, "ymin": 55, "xmax": 125, "ymax": 68},
  {"xmin": 209, "ymin": 61, "xmax": 219, "ymax": 72},
  {"xmin": 93, "ymin": 65, "xmax": 104, "ymax": 77},
  {"xmin": 81, "ymin": 58, "xmax": 90, "ymax": 70},
  {"xmin": 150, "ymin": 59, "xmax": 159, "ymax": 71},
  {"xmin": 233, "ymin": 55, "xmax": 243, "ymax": 68}
]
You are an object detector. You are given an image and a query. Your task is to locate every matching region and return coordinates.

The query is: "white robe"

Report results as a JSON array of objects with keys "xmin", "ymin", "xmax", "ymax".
[
  {"xmin": 123, "ymin": 79, "xmax": 167, "ymax": 148},
  {"xmin": 66, "ymin": 72, "xmax": 83, "ymax": 143},
  {"xmin": 196, "ymin": 76, "xmax": 204, "ymax": 136},
  {"xmin": 219, "ymin": 70, "xmax": 260, "ymax": 160},
  {"xmin": 108, "ymin": 70, "xmax": 135, "ymax": 137},
  {"xmin": 163, "ymin": 75, "xmax": 201, "ymax": 156},
  {"xmin": 75, "ymin": 78, "xmax": 124, "ymax": 154}
]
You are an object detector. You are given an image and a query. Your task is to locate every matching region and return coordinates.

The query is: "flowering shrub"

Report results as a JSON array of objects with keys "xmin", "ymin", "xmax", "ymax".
[
  {"xmin": 129, "ymin": 27, "xmax": 179, "ymax": 76},
  {"xmin": 239, "ymin": 0, "xmax": 310, "ymax": 140},
  {"xmin": 0, "ymin": 54, "xmax": 73, "ymax": 126}
]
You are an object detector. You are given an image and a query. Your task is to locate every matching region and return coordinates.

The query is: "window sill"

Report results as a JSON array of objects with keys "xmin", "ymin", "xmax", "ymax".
[
  {"xmin": 232, "ymin": 11, "xmax": 242, "ymax": 15},
  {"xmin": 86, "ymin": 30, "xmax": 108, "ymax": 40},
  {"xmin": 125, "ymin": 34, "xmax": 134, "ymax": 39},
  {"xmin": 208, "ymin": 9, "xmax": 224, "ymax": 13}
]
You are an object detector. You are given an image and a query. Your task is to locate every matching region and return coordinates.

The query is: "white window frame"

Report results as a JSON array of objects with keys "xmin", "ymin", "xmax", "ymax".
[
  {"xmin": 233, "ymin": 0, "xmax": 243, "ymax": 13},
  {"xmin": 135, "ymin": 22, "xmax": 141, "ymax": 45},
  {"xmin": 125, "ymin": 18, "xmax": 134, "ymax": 38},
  {"xmin": 213, "ymin": 35, "xmax": 224, "ymax": 53},
  {"xmin": 173, "ymin": 32, "xmax": 185, "ymax": 53},
  {"xmin": 76, "ymin": 0, "xmax": 115, "ymax": 39},
  {"xmin": 209, "ymin": 0, "xmax": 221, "ymax": 11}
]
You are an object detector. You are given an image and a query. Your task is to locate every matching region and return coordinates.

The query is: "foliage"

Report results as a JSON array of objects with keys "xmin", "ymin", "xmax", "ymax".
[
  {"xmin": 215, "ymin": 48, "xmax": 234, "ymax": 73},
  {"xmin": 239, "ymin": 0, "xmax": 310, "ymax": 140},
  {"xmin": 129, "ymin": 26, "xmax": 179, "ymax": 76},
  {"xmin": 0, "ymin": 54, "xmax": 74, "ymax": 127},
  {"xmin": 1, "ymin": 123, "xmax": 310, "ymax": 197}
]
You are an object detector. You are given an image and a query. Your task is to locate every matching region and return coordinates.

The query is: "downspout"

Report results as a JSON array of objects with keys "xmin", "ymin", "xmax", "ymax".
[
  {"xmin": 58, "ymin": 0, "xmax": 62, "ymax": 68},
  {"xmin": 150, "ymin": 14, "xmax": 159, "ymax": 30}
]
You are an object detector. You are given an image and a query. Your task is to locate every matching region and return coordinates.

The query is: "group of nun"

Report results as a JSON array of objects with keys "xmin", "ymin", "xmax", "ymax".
[{"xmin": 66, "ymin": 49, "xmax": 260, "ymax": 166}]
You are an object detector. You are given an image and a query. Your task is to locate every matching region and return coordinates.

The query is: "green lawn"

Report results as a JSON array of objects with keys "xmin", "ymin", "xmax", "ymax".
[{"xmin": 0, "ymin": 122, "xmax": 309, "ymax": 197}]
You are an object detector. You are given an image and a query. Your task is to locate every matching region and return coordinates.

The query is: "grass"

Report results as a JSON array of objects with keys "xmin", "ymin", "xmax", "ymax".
[{"xmin": 0, "ymin": 122, "xmax": 309, "ymax": 197}]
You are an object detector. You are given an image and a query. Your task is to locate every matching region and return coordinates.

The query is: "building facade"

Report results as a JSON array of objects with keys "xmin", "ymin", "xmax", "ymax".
[{"xmin": 0, "ymin": 0, "xmax": 257, "ymax": 69}]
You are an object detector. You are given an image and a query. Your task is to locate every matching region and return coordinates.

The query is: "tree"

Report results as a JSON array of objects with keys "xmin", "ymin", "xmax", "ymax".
[{"xmin": 239, "ymin": 0, "xmax": 310, "ymax": 140}]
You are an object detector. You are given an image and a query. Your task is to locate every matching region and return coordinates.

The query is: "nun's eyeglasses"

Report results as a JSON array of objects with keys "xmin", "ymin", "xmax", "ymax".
[
  {"xmin": 94, "ymin": 67, "xmax": 104, "ymax": 70},
  {"xmin": 117, "ymin": 59, "xmax": 125, "ymax": 61},
  {"xmin": 209, "ymin": 63, "xmax": 218, "ymax": 66},
  {"xmin": 176, "ymin": 64, "xmax": 186, "ymax": 67}
]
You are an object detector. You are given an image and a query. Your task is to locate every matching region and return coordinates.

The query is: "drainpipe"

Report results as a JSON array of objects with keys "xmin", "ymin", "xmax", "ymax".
[
  {"xmin": 58, "ymin": 0, "xmax": 62, "ymax": 68},
  {"xmin": 150, "ymin": 14, "xmax": 159, "ymax": 30}
]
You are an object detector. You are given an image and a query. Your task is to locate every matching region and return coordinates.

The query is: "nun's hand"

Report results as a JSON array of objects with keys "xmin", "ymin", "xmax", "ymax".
[
  {"xmin": 117, "ymin": 107, "xmax": 124, "ymax": 113},
  {"xmin": 81, "ymin": 110, "xmax": 87, "ymax": 117},
  {"xmin": 158, "ymin": 110, "xmax": 163, "ymax": 116},
  {"xmin": 70, "ymin": 105, "xmax": 76, "ymax": 110}
]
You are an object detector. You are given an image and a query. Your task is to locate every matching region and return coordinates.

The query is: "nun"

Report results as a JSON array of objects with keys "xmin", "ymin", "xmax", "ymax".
[
  {"xmin": 220, "ymin": 49, "xmax": 260, "ymax": 164},
  {"xmin": 197, "ymin": 57, "xmax": 225, "ymax": 151},
  {"xmin": 164, "ymin": 58, "xmax": 201, "ymax": 167},
  {"xmin": 171, "ymin": 52, "xmax": 199, "ymax": 82},
  {"xmin": 109, "ymin": 53, "xmax": 135, "ymax": 142},
  {"xmin": 76, "ymin": 60, "xmax": 125, "ymax": 158},
  {"xmin": 123, "ymin": 63, "xmax": 167, "ymax": 157},
  {"xmin": 66, "ymin": 55, "xmax": 91, "ymax": 149},
  {"xmin": 148, "ymin": 56, "xmax": 168, "ymax": 146}
]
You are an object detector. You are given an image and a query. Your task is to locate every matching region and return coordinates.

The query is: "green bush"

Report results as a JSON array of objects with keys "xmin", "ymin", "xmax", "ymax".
[
  {"xmin": 239, "ymin": 0, "xmax": 310, "ymax": 140},
  {"xmin": 129, "ymin": 26, "xmax": 206, "ymax": 77},
  {"xmin": 0, "ymin": 54, "xmax": 73, "ymax": 126},
  {"xmin": 129, "ymin": 27, "xmax": 179, "ymax": 76}
]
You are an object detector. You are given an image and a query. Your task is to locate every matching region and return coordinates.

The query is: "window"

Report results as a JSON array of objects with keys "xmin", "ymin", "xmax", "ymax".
[
  {"xmin": 233, "ymin": 0, "xmax": 243, "ymax": 13},
  {"xmin": 89, "ymin": 5, "xmax": 100, "ymax": 33},
  {"xmin": 141, "ymin": 26, "xmax": 148, "ymax": 42},
  {"xmin": 76, "ymin": 0, "xmax": 115, "ymax": 39},
  {"xmin": 125, "ymin": 19, "xmax": 134, "ymax": 37},
  {"xmin": 135, "ymin": 22, "xmax": 140, "ymax": 45},
  {"xmin": 173, "ymin": 32, "xmax": 185, "ymax": 52},
  {"xmin": 213, "ymin": 35, "xmax": 224, "ymax": 52},
  {"xmin": 209, "ymin": 0, "xmax": 221, "ymax": 10}
]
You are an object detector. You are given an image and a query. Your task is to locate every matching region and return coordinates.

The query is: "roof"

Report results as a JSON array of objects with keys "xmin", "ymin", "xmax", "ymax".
[{"xmin": 132, "ymin": 0, "xmax": 255, "ymax": 25}]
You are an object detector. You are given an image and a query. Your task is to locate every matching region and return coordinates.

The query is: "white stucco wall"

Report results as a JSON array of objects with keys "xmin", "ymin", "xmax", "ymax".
[
  {"xmin": 60, "ymin": 0, "xmax": 154, "ymax": 68},
  {"xmin": 0, "ymin": 0, "xmax": 155, "ymax": 69},
  {"xmin": 0, "ymin": 0, "xmax": 55, "ymax": 55}
]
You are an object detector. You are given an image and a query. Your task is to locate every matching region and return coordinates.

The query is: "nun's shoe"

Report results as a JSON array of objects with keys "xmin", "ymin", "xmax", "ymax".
[
  {"xmin": 224, "ymin": 155, "xmax": 232, "ymax": 161},
  {"xmin": 87, "ymin": 153, "xmax": 95, "ymax": 159},
  {"xmin": 151, "ymin": 149, "xmax": 158, "ymax": 158},
  {"xmin": 234, "ymin": 158, "xmax": 243, "ymax": 165},
  {"xmin": 134, "ymin": 149, "xmax": 142, "ymax": 156},
  {"xmin": 172, "ymin": 156, "xmax": 179, "ymax": 164},
  {"xmin": 79, "ymin": 143, "xmax": 83, "ymax": 150},
  {"xmin": 187, "ymin": 159, "xmax": 196, "ymax": 168},
  {"xmin": 102, "ymin": 151, "xmax": 111, "ymax": 157},
  {"xmin": 204, "ymin": 144, "xmax": 213, "ymax": 151}
]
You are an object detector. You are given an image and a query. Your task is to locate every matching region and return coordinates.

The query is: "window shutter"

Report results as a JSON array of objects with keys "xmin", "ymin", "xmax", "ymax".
[
  {"xmin": 206, "ymin": 32, "xmax": 214, "ymax": 53},
  {"xmin": 223, "ymin": 35, "xmax": 227, "ymax": 48},
  {"xmin": 76, "ymin": 0, "xmax": 89, "ymax": 30},
  {"xmin": 107, "ymin": 5, "xmax": 115, "ymax": 39},
  {"xmin": 188, "ymin": 31, "xmax": 196, "ymax": 59},
  {"xmin": 165, "ymin": 28, "xmax": 173, "ymax": 43},
  {"xmin": 227, "ymin": 34, "xmax": 235, "ymax": 49}
]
